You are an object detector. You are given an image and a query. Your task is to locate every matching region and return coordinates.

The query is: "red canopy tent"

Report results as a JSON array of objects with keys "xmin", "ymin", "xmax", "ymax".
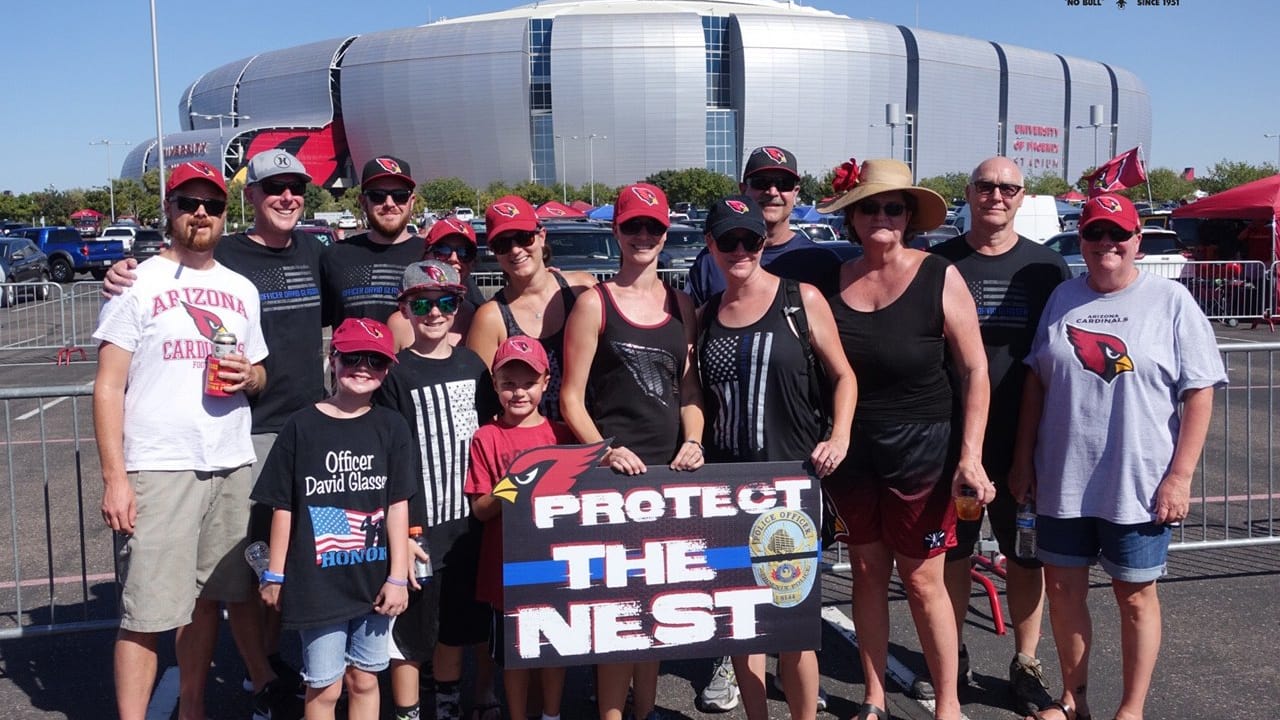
[
  {"xmin": 569, "ymin": 200, "xmax": 594, "ymax": 213},
  {"xmin": 536, "ymin": 200, "xmax": 587, "ymax": 219},
  {"xmin": 1056, "ymin": 189, "xmax": 1086, "ymax": 203},
  {"xmin": 1171, "ymin": 174, "xmax": 1280, "ymax": 264},
  {"xmin": 70, "ymin": 209, "xmax": 103, "ymax": 219}
]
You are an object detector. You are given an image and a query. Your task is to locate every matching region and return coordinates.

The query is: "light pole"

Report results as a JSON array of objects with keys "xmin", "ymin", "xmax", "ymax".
[
  {"xmin": 196, "ymin": 113, "xmax": 251, "ymax": 227},
  {"xmin": 1265, "ymin": 133, "xmax": 1280, "ymax": 170},
  {"xmin": 573, "ymin": 134, "xmax": 608, "ymax": 207},
  {"xmin": 90, "ymin": 139, "xmax": 130, "ymax": 222},
  {"xmin": 869, "ymin": 104, "xmax": 903, "ymax": 161},
  {"xmin": 554, "ymin": 134, "xmax": 569, "ymax": 203}
]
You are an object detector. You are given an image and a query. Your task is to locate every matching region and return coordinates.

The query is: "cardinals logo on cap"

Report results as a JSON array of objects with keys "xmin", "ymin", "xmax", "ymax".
[
  {"xmin": 424, "ymin": 264, "xmax": 448, "ymax": 283},
  {"xmin": 631, "ymin": 186, "xmax": 659, "ymax": 206},
  {"xmin": 1066, "ymin": 324, "xmax": 1133, "ymax": 383},
  {"xmin": 1093, "ymin": 196, "xmax": 1124, "ymax": 214},
  {"xmin": 445, "ymin": 219, "xmax": 467, "ymax": 233},
  {"xmin": 762, "ymin": 147, "xmax": 788, "ymax": 165},
  {"xmin": 185, "ymin": 162, "xmax": 218, "ymax": 179},
  {"xmin": 725, "ymin": 200, "xmax": 750, "ymax": 214},
  {"xmin": 375, "ymin": 157, "xmax": 403, "ymax": 175},
  {"xmin": 491, "ymin": 202, "xmax": 521, "ymax": 218},
  {"xmin": 510, "ymin": 338, "xmax": 531, "ymax": 353},
  {"xmin": 355, "ymin": 319, "xmax": 385, "ymax": 339}
]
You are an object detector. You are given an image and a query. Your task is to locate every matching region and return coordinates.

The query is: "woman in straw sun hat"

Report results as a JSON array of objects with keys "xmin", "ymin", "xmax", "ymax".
[{"xmin": 818, "ymin": 158, "xmax": 993, "ymax": 720}]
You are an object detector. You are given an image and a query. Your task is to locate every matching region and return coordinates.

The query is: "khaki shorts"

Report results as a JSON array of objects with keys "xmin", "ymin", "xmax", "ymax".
[{"xmin": 118, "ymin": 466, "xmax": 254, "ymax": 633}]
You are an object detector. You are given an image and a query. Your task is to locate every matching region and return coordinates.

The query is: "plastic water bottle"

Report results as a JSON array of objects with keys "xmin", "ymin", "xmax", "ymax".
[
  {"xmin": 1015, "ymin": 502, "xmax": 1037, "ymax": 560},
  {"xmin": 411, "ymin": 526, "xmax": 433, "ymax": 585},
  {"xmin": 244, "ymin": 540, "xmax": 271, "ymax": 581}
]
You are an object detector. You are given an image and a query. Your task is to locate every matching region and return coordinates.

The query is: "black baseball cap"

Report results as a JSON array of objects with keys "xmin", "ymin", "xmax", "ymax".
[
  {"xmin": 360, "ymin": 156, "xmax": 415, "ymax": 188},
  {"xmin": 742, "ymin": 146, "xmax": 799, "ymax": 181},
  {"xmin": 706, "ymin": 195, "xmax": 767, "ymax": 240}
]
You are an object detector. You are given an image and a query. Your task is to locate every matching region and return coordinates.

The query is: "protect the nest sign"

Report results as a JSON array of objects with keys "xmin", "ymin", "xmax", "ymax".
[{"xmin": 496, "ymin": 441, "xmax": 823, "ymax": 668}]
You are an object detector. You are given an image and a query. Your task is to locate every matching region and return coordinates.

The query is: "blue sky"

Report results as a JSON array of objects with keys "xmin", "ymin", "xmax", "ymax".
[{"xmin": 1, "ymin": 0, "xmax": 1275, "ymax": 193}]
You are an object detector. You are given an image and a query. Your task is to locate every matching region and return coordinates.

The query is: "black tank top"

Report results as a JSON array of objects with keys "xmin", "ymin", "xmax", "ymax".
[
  {"xmin": 699, "ymin": 283, "xmax": 823, "ymax": 463},
  {"xmin": 830, "ymin": 252, "xmax": 952, "ymax": 423},
  {"xmin": 496, "ymin": 272, "xmax": 576, "ymax": 421},
  {"xmin": 585, "ymin": 284, "xmax": 686, "ymax": 465}
]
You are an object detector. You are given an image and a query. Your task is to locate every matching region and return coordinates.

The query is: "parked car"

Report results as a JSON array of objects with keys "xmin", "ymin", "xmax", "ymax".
[
  {"xmin": 452, "ymin": 207, "xmax": 475, "ymax": 222},
  {"xmin": 662, "ymin": 224, "xmax": 705, "ymax": 268},
  {"xmin": 336, "ymin": 213, "xmax": 359, "ymax": 230},
  {"xmin": 795, "ymin": 223, "xmax": 839, "ymax": 243},
  {"xmin": 130, "ymin": 229, "xmax": 167, "ymax": 260},
  {"xmin": 0, "ymin": 221, "xmax": 29, "ymax": 236},
  {"xmin": 295, "ymin": 224, "xmax": 338, "ymax": 247},
  {"xmin": 101, "ymin": 225, "xmax": 137, "ymax": 253},
  {"xmin": 814, "ymin": 239, "xmax": 863, "ymax": 263},
  {"xmin": 476, "ymin": 222, "xmax": 673, "ymax": 273},
  {"xmin": 1049, "ymin": 228, "xmax": 1190, "ymax": 279},
  {"xmin": 0, "ymin": 237, "xmax": 51, "ymax": 306},
  {"xmin": 9, "ymin": 226, "xmax": 127, "ymax": 282}
]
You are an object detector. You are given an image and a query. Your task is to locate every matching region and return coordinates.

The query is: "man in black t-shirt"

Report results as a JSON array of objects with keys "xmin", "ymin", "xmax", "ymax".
[
  {"xmin": 321, "ymin": 155, "xmax": 427, "ymax": 327},
  {"xmin": 926, "ymin": 156, "xmax": 1070, "ymax": 716}
]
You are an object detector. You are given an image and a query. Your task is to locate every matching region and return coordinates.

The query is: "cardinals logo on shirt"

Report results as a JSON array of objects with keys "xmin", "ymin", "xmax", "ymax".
[
  {"xmin": 491, "ymin": 202, "xmax": 521, "ymax": 218},
  {"xmin": 1066, "ymin": 324, "xmax": 1134, "ymax": 383},
  {"xmin": 182, "ymin": 302, "xmax": 228, "ymax": 341},
  {"xmin": 375, "ymin": 157, "xmax": 403, "ymax": 175},
  {"xmin": 630, "ymin": 186, "xmax": 659, "ymax": 206},
  {"xmin": 762, "ymin": 147, "xmax": 788, "ymax": 165},
  {"xmin": 725, "ymin": 200, "xmax": 750, "ymax": 214}
]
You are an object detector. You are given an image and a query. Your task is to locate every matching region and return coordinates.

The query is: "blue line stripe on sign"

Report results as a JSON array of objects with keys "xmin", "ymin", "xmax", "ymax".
[{"xmin": 502, "ymin": 545, "xmax": 755, "ymax": 587}]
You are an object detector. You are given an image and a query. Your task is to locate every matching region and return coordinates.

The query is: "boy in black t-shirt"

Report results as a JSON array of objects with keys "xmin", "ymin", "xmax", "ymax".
[
  {"xmin": 254, "ymin": 318, "xmax": 415, "ymax": 720},
  {"xmin": 374, "ymin": 260, "xmax": 501, "ymax": 720}
]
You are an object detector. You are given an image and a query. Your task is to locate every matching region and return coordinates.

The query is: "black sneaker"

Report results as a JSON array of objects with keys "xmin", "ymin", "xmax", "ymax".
[
  {"xmin": 1008, "ymin": 654, "xmax": 1054, "ymax": 715},
  {"xmin": 269, "ymin": 655, "xmax": 306, "ymax": 699},
  {"xmin": 252, "ymin": 680, "xmax": 297, "ymax": 720}
]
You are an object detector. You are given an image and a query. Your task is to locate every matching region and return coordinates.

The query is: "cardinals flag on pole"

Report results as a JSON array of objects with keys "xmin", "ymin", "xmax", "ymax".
[{"xmin": 1086, "ymin": 147, "xmax": 1147, "ymax": 197}]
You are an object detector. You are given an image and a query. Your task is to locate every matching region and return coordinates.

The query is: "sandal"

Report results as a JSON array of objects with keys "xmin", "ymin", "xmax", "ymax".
[
  {"xmin": 1026, "ymin": 700, "xmax": 1091, "ymax": 720},
  {"xmin": 854, "ymin": 703, "xmax": 890, "ymax": 720},
  {"xmin": 470, "ymin": 701, "xmax": 501, "ymax": 720}
]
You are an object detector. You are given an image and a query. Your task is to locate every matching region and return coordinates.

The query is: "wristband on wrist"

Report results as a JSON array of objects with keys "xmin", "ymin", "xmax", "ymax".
[
  {"xmin": 385, "ymin": 576, "xmax": 409, "ymax": 587},
  {"xmin": 684, "ymin": 439, "xmax": 704, "ymax": 452},
  {"xmin": 260, "ymin": 570, "xmax": 285, "ymax": 584}
]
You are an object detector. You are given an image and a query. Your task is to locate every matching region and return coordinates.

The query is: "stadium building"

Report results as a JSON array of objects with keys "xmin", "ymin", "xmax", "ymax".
[{"xmin": 121, "ymin": 0, "xmax": 1150, "ymax": 191}]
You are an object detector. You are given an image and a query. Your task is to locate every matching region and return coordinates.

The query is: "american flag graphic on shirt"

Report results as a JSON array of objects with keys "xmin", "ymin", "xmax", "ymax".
[
  {"xmin": 308, "ymin": 506, "xmax": 385, "ymax": 565},
  {"xmin": 968, "ymin": 279, "xmax": 1033, "ymax": 329},
  {"xmin": 410, "ymin": 379, "xmax": 479, "ymax": 526},
  {"xmin": 702, "ymin": 332, "xmax": 773, "ymax": 454}
]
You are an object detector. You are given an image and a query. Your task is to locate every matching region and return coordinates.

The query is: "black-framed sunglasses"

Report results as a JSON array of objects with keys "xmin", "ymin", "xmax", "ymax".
[
  {"xmin": 259, "ymin": 178, "xmax": 306, "ymax": 197},
  {"xmin": 171, "ymin": 196, "xmax": 227, "ymax": 215},
  {"xmin": 490, "ymin": 230, "xmax": 537, "ymax": 255},
  {"xmin": 618, "ymin": 218, "xmax": 668, "ymax": 236},
  {"xmin": 333, "ymin": 351, "xmax": 391, "ymax": 371},
  {"xmin": 714, "ymin": 232, "xmax": 766, "ymax": 254},
  {"xmin": 407, "ymin": 295, "xmax": 462, "ymax": 316},
  {"xmin": 428, "ymin": 244, "xmax": 477, "ymax": 262},
  {"xmin": 747, "ymin": 175, "xmax": 798, "ymax": 192},
  {"xmin": 363, "ymin": 188, "xmax": 413, "ymax": 205},
  {"xmin": 854, "ymin": 200, "xmax": 907, "ymax": 217},
  {"xmin": 971, "ymin": 181, "xmax": 1024, "ymax": 198},
  {"xmin": 1081, "ymin": 225, "xmax": 1134, "ymax": 243}
]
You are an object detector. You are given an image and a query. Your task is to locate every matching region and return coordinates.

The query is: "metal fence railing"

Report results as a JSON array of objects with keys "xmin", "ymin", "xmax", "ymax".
[
  {"xmin": 471, "ymin": 268, "xmax": 688, "ymax": 299},
  {"xmin": 0, "ymin": 282, "xmax": 101, "ymax": 363},
  {"xmin": 1065, "ymin": 260, "xmax": 1275, "ymax": 326}
]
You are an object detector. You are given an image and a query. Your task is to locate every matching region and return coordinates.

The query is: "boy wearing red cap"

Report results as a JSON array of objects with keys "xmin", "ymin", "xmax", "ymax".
[{"xmin": 252, "ymin": 318, "xmax": 417, "ymax": 720}]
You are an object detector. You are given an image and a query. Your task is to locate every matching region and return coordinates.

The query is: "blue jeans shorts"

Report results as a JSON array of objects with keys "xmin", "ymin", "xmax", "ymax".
[
  {"xmin": 299, "ymin": 613, "xmax": 392, "ymax": 688},
  {"xmin": 1036, "ymin": 515, "xmax": 1172, "ymax": 583}
]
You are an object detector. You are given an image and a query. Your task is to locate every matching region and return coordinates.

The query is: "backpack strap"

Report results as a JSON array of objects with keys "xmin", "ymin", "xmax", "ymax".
[{"xmin": 781, "ymin": 278, "xmax": 815, "ymax": 370}]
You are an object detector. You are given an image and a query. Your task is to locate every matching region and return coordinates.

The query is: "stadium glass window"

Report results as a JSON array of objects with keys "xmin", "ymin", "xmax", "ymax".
[
  {"xmin": 531, "ymin": 113, "xmax": 556, "ymax": 186},
  {"xmin": 705, "ymin": 110, "xmax": 737, "ymax": 178},
  {"xmin": 702, "ymin": 16, "xmax": 730, "ymax": 108}
]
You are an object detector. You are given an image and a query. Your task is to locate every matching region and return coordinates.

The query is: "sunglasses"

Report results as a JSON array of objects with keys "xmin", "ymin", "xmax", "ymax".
[
  {"xmin": 334, "ymin": 351, "xmax": 391, "ymax": 371},
  {"xmin": 618, "ymin": 218, "xmax": 668, "ymax": 236},
  {"xmin": 972, "ymin": 181, "xmax": 1024, "ymax": 198},
  {"xmin": 259, "ymin": 178, "xmax": 306, "ymax": 196},
  {"xmin": 746, "ymin": 175, "xmax": 798, "ymax": 192},
  {"xmin": 490, "ymin": 230, "xmax": 537, "ymax": 255},
  {"xmin": 1081, "ymin": 225, "xmax": 1135, "ymax": 243},
  {"xmin": 171, "ymin": 196, "xmax": 227, "ymax": 215},
  {"xmin": 428, "ymin": 244, "xmax": 476, "ymax": 262},
  {"xmin": 714, "ymin": 232, "xmax": 766, "ymax": 254},
  {"xmin": 407, "ymin": 295, "xmax": 462, "ymax": 316},
  {"xmin": 854, "ymin": 200, "xmax": 907, "ymax": 217},
  {"xmin": 363, "ymin": 188, "xmax": 413, "ymax": 205}
]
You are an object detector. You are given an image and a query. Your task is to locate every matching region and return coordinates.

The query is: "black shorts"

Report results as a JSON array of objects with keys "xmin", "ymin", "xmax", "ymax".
[
  {"xmin": 392, "ymin": 564, "xmax": 491, "ymax": 662},
  {"xmin": 488, "ymin": 606, "xmax": 506, "ymax": 668},
  {"xmin": 946, "ymin": 472, "xmax": 1042, "ymax": 569}
]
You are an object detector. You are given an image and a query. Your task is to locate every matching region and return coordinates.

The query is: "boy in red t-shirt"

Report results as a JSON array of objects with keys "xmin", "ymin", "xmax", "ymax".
[{"xmin": 465, "ymin": 336, "xmax": 576, "ymax": 720}]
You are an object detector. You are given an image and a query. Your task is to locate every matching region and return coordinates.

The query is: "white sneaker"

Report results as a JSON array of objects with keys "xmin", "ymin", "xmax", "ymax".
[{"xmin": 696, "ymin": 657, "xmax": 740, "ymax": 712}]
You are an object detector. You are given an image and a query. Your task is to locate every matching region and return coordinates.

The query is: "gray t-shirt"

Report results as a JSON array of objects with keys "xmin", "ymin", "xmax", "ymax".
[{"xmin": 1025, "ymin": 272, "xmax": 1227, "ymax": 524}]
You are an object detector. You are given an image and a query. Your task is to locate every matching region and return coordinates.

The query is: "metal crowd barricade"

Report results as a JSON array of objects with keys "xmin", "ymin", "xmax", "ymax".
[
  {"xmin": 1063, "ymin": 260, "xmax": 1272, "ymax": 326},
  {"xmin": 472, "ymin": 268, "xmax": 688, "ymax": 299},
  {"xmin": 0, "ymin": 281, "xmax": 103, "ymax": 364}
]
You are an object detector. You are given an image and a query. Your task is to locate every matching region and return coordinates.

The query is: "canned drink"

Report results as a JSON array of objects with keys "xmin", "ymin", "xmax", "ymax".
[{"xmin": 205, "ymin": 329, "xmax": 237, "ymax": 397}]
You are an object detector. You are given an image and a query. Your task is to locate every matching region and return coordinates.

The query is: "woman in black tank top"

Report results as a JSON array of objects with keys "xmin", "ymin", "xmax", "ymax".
[
  {"xmin": 818, "ymin": 159, "xmax": 993, "ymax": 720},
  {"xmin": 465, "ymin": 195, "xmax": 596, "ymax": 421},
  {"xmin": 559, "ymin": 184, "xmax": 705, "ymax": 720}
]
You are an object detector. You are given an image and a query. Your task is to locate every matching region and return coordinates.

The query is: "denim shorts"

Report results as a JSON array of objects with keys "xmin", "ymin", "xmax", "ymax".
[
  {"xmin": 299, "ymin": 613, "xmax": 392, "ymax": 688},
  {"xmin": 1036, "ymin": 515, "xmax": 1172, "ymax": 583}
]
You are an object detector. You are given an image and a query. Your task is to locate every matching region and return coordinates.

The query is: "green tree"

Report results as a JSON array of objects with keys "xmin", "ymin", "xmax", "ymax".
[
  {"xmin": 225, "ymin": 181, "xmax": 253, "ymax": 231},
  {"xmin": 1120, "ymin": 167, "xmax": 1193, "ymax": 203},
  {"xmin": 31, "ymin": 186, "xmax": 74, "ymax": 225},
  {"xmin": 0, "ymin": 192, "xmax": 38, "ymax": 224},
  {"xmin": 1024, "ymin": 172, "xmax": 1071, "ymax": 197},
  {"xmin": 798, "ymin": 172, "xmax": 827, "ymax": 206},
  {"xmin": 1196, "ymin": 160, "xmax": 1273, "ymax": 194},
  {"xmin": 337, "ymin": 187, "xmax": 363, "ymax": 217},
  {"xmin": 305, "ymin": 183, "xmax": 338, "ymax": 213},
  {"xmin": 917, "ymin": 172, "xmax": 969, "ymax": 204},
  {"xmin": 511, "ymin": 181, "xmax": 557, "ymax": 206},
  {"xmin": 642, "ymin": 167, "xmax": 736, "ymax": 208},
  {"xmin": 417, "ymin": 177, "xmax": 476, "ymax": 213}
]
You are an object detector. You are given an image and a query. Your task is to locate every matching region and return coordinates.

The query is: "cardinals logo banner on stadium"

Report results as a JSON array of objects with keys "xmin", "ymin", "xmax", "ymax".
[
  {"xmin": 498, "ymin": 442, "xmax": 822, "ymax": 668},
  {"xmin": 1086, "ymin": 147, "xmax": 1147, "ymax": 197}
]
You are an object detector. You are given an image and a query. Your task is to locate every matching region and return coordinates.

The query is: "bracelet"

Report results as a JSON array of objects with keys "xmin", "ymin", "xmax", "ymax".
[
  {"xmin": 260, "ymin": 570, "xmax": 285, "ymax": 584},
  {"xmin": 684, "ymin": 440, "xmax": 704, "ymax": 452},
  {"xmin": 385, "ymin": 576, "xmax": 409, "ymax": 587}
]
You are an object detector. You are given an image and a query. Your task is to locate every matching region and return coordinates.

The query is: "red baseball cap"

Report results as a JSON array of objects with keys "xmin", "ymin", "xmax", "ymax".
[
  {"xmin": 485, "ymin": 195, "xmax": 539, "ymax": 238},
  {"xmin": 425, "ymin": 217, "xmax": 477, "ymax": 247},
  {"xmin": 614, "ymin": 183, "xmax": 670, "ymax": 228},
  {"xmin": 492, "ymin": 335, "xmax": 549, "ymax": 375},
  {"xmin": 166, "ymin": 161, "xmax": 227, "ymax": 196},
  {"xmin": 1080, "ymin": 194, "xmax": 1140, "ymax": 233},
  {"xmin": 331, "ymin": 318, "xmax": 398, "ymax": 363}
]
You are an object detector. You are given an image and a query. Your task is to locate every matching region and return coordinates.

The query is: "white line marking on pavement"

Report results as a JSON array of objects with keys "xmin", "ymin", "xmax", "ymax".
[
  {"xmin": 14, "ymin": 396, "xmax": 67, "ymax": 421},
  {"xmin": 146, "ymin": 666, "xmax": 180, "ymax": 720},
  {"xmin": 822, "ymin": 605, "xmax": 971, "ymax": 720},
  {"xmin": 0, "ymin": 572, "xmax": 116, "ymax": 590}
]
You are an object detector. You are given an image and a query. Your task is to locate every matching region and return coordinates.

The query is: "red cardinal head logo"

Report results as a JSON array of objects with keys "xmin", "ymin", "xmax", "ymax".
[
  {"xmin": 445, "ymin": 219, "xmax": 466, "ymax": 233},
  {"xmin": 631, "ymin": 186, "xmax": 658, "ymax": 206},
  {"xmin": 376, "ymin": 157, "xmax": 403, "ymax": 175},
  {"xmin": 424, "ymin": 264, "xmax": 448, "ymax": 282},
  {"xmin": 355, "ymin": 319, "xmax": 384, "ymax": 339},
  {"xmin": 490, "ymin": 441, "xmax": 610, "ymax": 504},
  {"xmin": 181, "ymin": 302, "xmax": 227, "ymax": 341},
  {"xmin": 1066, "ymin": 324, "xmax": 1133, "ymax": 383},
  {"xmin": 763, "ymin": 147, "xmax": 787, "ymax": 165},
  {"xmin": 184, "ymin": 162, "xmax": 218, "ymax": 179},
  {"xmin": 1093, "ymin": 196, "xmax": 1123, "ymax": 214},
  {"xmin": 726, "ymin": 200, "xmax": 749, "ymax": 214},
  {"xmin": 492, "ymin": 202, "xmax": 520, "ymax": 218}
]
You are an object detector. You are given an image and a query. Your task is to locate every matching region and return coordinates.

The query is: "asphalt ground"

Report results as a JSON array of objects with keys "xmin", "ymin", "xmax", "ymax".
[{"xmin": 0, "ymin": 290, "xmax": 1277, "ymax": 719}]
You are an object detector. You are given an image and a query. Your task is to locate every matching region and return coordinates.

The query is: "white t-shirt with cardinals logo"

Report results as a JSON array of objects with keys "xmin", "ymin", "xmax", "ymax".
[
  {"xmin": 94, "ymin": 255, "xmax": 269, "ymax": 471},
  {"xmin": 1025, "ymin": 272, "xmax": 1226, "ymax": 524}
]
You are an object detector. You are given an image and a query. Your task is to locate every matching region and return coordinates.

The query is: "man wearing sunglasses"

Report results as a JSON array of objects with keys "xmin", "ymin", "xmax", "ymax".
[
  {"xmin": 686, "ymin": 146, "xmax": 840, "ymax": 307},
  {"xmin": 925, "ymin": 157, "xmax": 1070, "ymax": 716},
  {"xmin": 321, "ymin": 155, "xmax": 427, "ymax": 328},
  {"xmin": 94, "ymin": 160, "xmax": 271, "ymax": 720}
]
